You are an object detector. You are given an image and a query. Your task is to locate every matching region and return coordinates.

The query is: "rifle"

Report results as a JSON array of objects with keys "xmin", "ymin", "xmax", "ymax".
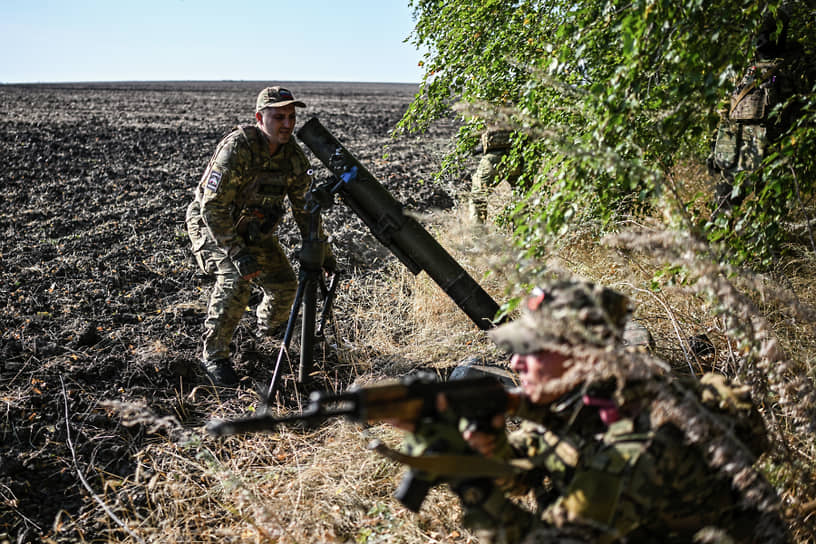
[{"xmin": 207, "ymin": 372, "xmax": 521, "ymax": 511}]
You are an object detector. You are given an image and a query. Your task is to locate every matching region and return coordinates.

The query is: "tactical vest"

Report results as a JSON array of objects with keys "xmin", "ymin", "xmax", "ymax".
[
  {"xmin": 711, "ymin": 59, "xmax": 785, "ymax": 173},
  {"xmin": 199, "ymin": 125, "xmax": 308, "ymax": 217},
  {"xmin": 729, "ymin": 60, "xmax": 783, "ymax": 122}
]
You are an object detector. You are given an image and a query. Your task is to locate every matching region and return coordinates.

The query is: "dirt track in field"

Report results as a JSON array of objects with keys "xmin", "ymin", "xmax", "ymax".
[{"xmin": 0, "ymin": 81, "xmax": 465, "ymax": 542}]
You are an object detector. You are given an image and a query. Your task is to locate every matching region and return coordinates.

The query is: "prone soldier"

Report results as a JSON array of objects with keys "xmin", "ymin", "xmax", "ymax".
[{"xmin": 404, "ymin": 281, "xmax": 783, "ymax": 543}]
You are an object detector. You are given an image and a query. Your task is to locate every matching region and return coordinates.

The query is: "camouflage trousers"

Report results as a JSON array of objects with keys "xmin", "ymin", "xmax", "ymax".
[
  {"xmin": 710, "ymin": 121, "xmax": 768, "ymax": 209},
  {"xmin": 194, "ymin": 236, "xmax": 296, "ymax": 362},
  {"xmin": 469, "ymin": 151, "xmax": 522, "ymax": 223}
]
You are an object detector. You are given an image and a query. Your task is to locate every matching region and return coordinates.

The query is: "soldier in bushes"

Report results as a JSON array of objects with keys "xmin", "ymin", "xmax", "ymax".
[
  {"xmin": 401, "ymin": 280, "xmax": 783, "ymax": 543},
  {"xmin": 468, "ymin": 128, "xmax": 523, "ymax": 223},
  {"xmin": 186, "ymin": 86, "xmax": 335, "ymax": 386},
  {"xmin": 707, "ymin": 7, "xmax": 811, "ymax": 211}
]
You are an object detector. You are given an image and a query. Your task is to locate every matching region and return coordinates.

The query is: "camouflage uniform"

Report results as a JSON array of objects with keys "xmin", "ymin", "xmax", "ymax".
[
  {"xmin": 498, "ymin": 383, "xmax": 769, "ymax": 543},
  {"xmin": 709, "ymin": 58, "xmax": 794, "ymax": 208},
  {"xmin": 186, "ymin": 87, "xmax": 332, "ymax": 372},
  {"xmin": 708, "ymin": 11, "xmax": 810, "ymax": 210},
  {"xmin": 469, "ymin": 130, "xmax": 522, "ymax": 223},
  {"xmin": 418, "ymin": 281, "xmax": 782, "ymax": 543}
]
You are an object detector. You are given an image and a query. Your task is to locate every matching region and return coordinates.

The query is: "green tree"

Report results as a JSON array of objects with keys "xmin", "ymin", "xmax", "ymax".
[{"xmin": 400, "ymin": 0, "xmax": 816, "ymax": 266}]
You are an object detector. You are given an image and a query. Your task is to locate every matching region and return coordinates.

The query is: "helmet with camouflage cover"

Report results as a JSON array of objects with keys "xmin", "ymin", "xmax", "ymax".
[{"xmin": 489, "ymin": 280, "xmax": 630, "ymax": 354}]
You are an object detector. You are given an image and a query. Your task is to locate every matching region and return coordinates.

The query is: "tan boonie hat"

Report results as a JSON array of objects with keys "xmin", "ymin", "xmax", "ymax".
[
  {"xmin": 489, "ymin": 280, "xmax": 630, "ymax": 354},
  {"xmin": 255, "ymin": 86, "xmax": 306, "ymax": 113}
]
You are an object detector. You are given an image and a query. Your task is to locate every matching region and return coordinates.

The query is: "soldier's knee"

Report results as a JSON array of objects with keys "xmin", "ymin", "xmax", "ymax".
[{"xmin": 277, "ymin": 285, "xmax": 296, "ymax": 304}]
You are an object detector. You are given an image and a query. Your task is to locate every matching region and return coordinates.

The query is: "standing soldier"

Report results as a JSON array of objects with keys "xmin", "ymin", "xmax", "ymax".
[
  {"xmin": 708, "ymin": 8, "xmax": 810, "ymax": 211},
  {"xmin": 186, "ymin": 86, "xmax": 335, "ymax": 386},
  {"xmin": 468, "ymin": 128, "xmax": 523, "ymax": 223}
]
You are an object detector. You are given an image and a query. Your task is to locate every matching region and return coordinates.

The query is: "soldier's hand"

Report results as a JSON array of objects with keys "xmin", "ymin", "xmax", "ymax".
[
  {"xmin": 232, "ymin": 251, "xmax": 260, "ymax": 280},
  {"xmin": 462, "ymin": 415, "xmax": 506, "ymax": 457},
  {"xmin": 435, "ymin": 393, "xmax": 507, "ymax": 457},
  {"xmin": 322, "ymin": 252, "xmax": 337, "ymax": 273}
]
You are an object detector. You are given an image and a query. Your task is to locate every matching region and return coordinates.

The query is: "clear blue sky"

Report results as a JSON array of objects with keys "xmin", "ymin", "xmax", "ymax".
[{"xmin": 0, "ymin": 1, "xmax": 425, "ymax": 84}]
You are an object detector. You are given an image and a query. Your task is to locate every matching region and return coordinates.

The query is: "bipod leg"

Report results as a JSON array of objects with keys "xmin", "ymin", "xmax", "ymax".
[
  {"xmin": 316, "ymin": 272, "xmax": 340, "ymax": 338},
  {"xmin": 298, "ymin": 269, "xmax": 320, "ymax": 384},
  {"xmin": 264, "ymin": 275, "xmax": 306, "ymax": 408}
]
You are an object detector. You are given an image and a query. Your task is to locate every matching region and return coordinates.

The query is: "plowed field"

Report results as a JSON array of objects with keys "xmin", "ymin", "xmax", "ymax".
[{"xmin": 0, "ymin": 81, "xmax": 464, "ymax": 542}]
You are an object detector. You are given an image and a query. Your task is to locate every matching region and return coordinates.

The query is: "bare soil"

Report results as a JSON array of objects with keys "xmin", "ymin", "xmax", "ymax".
[{"xmin": 0, "ymin": 81, "xmax": 465, "ymax": 543}]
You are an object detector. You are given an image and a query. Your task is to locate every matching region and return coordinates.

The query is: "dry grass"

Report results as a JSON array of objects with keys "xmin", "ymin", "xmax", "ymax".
[
  {"xmin": 92, "ymin": 208, "xmax": 518, "ymax": 544},
  {"xmin": 128, "ymin": 422, "xmax": 463, "ymax": 543},
  {"xmin": 86, "ymin": 168, "xmax": 816, "ymax": 543}
]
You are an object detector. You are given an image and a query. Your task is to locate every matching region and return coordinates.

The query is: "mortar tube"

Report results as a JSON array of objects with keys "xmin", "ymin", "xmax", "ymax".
[{"xmin": 296, "ymin": 117, "xmax": 500, "ymax": 330}]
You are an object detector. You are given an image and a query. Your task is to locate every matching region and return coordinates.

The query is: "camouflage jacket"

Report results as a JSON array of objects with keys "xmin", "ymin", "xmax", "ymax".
[
  {"xmin": 491, "ymin": 375, "xmax": 775, "ymax": 542},
  {"xmin": 710, "ymin": 47, "xmax": 814, "ymax": 177},
  {"xmin": 191, "ymin": 124, "xmax": 323, "ymax": 257}
]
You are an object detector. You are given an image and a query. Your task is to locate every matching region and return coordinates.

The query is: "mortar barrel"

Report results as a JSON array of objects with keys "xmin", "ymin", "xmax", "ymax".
[{"xmin": 297, "ymin": 117, "xmax": 499, "ymax": 330}]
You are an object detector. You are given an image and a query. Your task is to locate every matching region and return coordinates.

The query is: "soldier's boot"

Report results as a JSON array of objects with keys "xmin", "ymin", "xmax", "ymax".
[{"xmin": 200, "ymin": 358, "xmax": 239, "ymax": 386}]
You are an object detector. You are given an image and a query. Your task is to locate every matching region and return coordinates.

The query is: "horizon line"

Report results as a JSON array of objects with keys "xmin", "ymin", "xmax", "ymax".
[{"xmin": 0, "ymin": 79, "xmax": 422, "ymax": 86}]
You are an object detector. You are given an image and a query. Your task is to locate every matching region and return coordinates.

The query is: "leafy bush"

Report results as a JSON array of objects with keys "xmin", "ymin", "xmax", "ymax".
[{"xmin": 400, "ymin": 0, "xmax": 816, "ymax": 265}]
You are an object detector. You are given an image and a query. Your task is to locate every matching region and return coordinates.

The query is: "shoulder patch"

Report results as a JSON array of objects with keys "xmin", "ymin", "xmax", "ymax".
[{"xmin": 205, "ymin": 171, "xmax": 222, "ymax": 192}]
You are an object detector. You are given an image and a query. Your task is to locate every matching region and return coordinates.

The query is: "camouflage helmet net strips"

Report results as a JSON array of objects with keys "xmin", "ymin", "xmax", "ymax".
[
  {"xmin": 489, "ymin": 280, "xmax": 630, "ymax": 354},
  {"xmin": 489, "ymin": 281, "xmax": 785, "ymax": 536}
]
